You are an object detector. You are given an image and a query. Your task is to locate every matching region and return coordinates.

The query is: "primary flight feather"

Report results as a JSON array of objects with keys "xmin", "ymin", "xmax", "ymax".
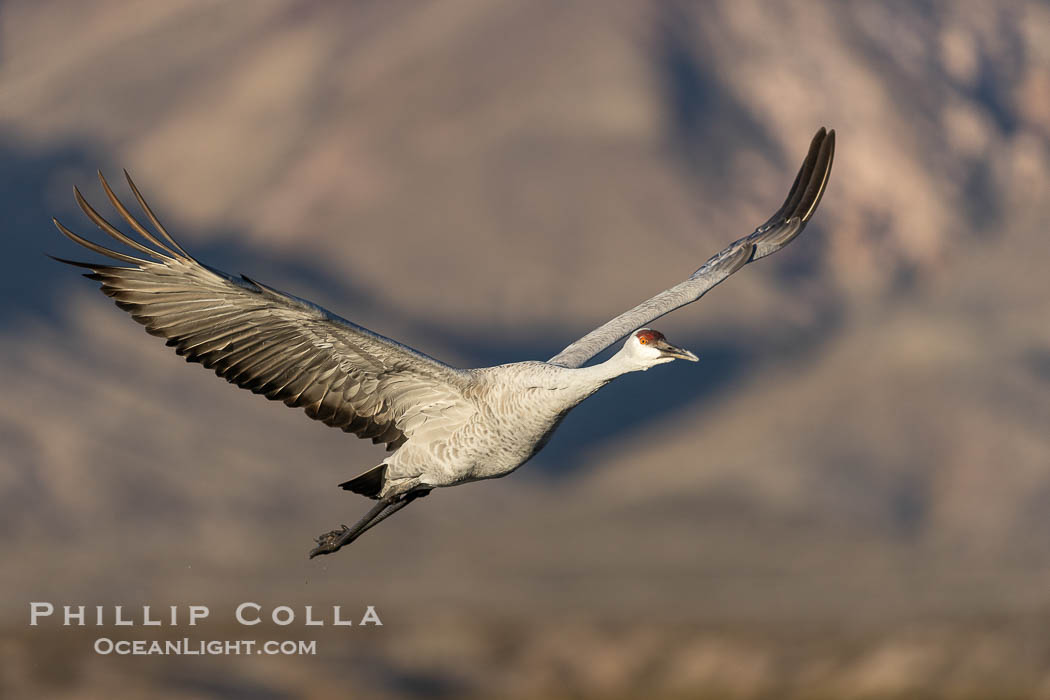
[{"xmin": 51, "ymin": 127, "xmax": 835, "ymax": 558}]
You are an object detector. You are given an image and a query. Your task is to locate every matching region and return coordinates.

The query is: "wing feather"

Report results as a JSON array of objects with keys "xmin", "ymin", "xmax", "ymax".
[
  {"xmin": 548, "ymin": 127, "xmax": 835, "ymax": 368},
  {"xmin": 52, "ymin": 172, "xmax": 473, "ymax": 451}
]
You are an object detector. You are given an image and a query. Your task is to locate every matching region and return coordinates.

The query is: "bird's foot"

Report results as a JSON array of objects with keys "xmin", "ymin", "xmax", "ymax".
[{"xmin": 309, "ymin": 525, "xmax": 349, "ymax": 559}]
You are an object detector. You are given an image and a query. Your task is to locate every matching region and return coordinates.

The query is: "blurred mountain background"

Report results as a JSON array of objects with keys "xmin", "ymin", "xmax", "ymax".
[{"xmin": 4, "ymin": 0, "xmax": 1050, "ymax": 697}]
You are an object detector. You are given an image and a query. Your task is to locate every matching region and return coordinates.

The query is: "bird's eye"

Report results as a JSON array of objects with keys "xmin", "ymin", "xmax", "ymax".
[{"xmin": 638, "ymin": 336, "xmax": 648, "ymax": 345}]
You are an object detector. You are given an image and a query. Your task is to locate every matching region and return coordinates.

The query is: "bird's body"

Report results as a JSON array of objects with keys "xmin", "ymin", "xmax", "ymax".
[
  {"xmin": 383, "ymin": 362, "xmax": 595, "ymax": 492},
  {"xmin": 377, "ymin": 353, "xmax": 665, "ymax": 495},
  {"xmin": 51, "ymin": 128, "xmax": 835, "ymax": 557}
]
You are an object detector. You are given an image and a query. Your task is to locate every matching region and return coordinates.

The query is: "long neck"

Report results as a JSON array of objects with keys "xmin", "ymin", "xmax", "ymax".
[{"xmin": 569, "ymin": 345, "xmax": 645, "ymax": 393}]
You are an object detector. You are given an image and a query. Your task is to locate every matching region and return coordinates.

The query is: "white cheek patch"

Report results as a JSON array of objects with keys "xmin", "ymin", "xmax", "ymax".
[{"xmin": 634, "ymin": 338, "xmax": 664, "ymax": 360}]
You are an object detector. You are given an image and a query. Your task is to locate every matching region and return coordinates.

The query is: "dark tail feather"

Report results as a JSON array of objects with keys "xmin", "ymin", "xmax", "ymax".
[{"xmin": 339, "ymin": 465, "xmax": 386, "ymax": 498}]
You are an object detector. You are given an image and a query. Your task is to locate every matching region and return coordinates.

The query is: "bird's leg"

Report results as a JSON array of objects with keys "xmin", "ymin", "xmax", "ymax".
[
  {"xmin": 355, "ymin": 489, "xmax": 429, "ymax": 538},
  {"xmin": 308, "ymin": 490, "xmax": 428, "ymax": 558},
  {"xmin": 310, "ymin": 496, "xmax": 393, "ymax": 558}
]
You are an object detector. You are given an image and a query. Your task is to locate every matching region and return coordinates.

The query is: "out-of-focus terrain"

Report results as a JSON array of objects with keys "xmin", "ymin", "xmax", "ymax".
[{"xmin": 3, "ymin": 1, "xmax": 1050, "ymax": 697}]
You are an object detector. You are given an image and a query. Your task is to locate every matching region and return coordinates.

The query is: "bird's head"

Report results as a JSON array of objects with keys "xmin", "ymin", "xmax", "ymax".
[{"xmin": 622, "ymin": 328, "xmax": 698, "ymax": 368}]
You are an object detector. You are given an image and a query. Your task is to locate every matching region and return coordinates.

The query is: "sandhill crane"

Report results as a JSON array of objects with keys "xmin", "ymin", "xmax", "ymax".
[{"xmin": 51, "ymin": 128, "xmax": 834, "ymax": 558}]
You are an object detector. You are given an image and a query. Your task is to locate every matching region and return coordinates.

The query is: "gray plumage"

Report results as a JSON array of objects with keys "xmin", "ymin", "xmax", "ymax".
[{"xmin": 51, "ymin": 127, "xmax": 835, "ymax": 558}]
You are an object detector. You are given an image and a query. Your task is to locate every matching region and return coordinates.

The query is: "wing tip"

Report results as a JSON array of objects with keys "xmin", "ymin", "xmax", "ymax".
[
  {"xmin": 798, "ymin": 126, "xmax": 835, "ymax": 224},
  {"xmin": 53, "ymin": 169, "xmax": 206, "ymax": 270},
  {"xmin": 750, "ymin": 126, "xmax": 835, "ymax": 259}
]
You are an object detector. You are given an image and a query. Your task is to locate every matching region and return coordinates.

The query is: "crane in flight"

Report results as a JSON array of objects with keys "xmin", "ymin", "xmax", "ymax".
[{"xmin": 51, "ymin": 128, "xmax": 834, "ymax": 558}]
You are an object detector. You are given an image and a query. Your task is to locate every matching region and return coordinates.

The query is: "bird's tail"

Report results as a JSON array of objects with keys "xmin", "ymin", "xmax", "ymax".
[{"xmin": 339, "ymin": 464, "xmax": 386, "ymax": 499}]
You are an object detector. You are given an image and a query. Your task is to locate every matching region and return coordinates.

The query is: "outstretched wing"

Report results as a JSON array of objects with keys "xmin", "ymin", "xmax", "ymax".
[
  {"xmin": 548, "ymin": 127, "xmax": 835, "ymax": 369},
  {"xmin": 51, "ymin": 171, "xmax": 473, "ymax": 451}
]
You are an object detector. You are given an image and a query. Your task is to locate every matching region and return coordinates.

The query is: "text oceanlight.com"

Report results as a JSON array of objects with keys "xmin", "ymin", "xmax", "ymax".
[
  {"xmin": 29, "ymin": 602, "xmax": 383, "ymax": 656},
  {"xmin": 94, "ymin": 638, "xmax": 317, "ymax": 656}
]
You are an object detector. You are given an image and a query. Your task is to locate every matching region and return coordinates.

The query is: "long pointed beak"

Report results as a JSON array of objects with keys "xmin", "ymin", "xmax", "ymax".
[{"xmin": 655, "ymin": 339, "xmax": 699, "ymax": 362}]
